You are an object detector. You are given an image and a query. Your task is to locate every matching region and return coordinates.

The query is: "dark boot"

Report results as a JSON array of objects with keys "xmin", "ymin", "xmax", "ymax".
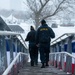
[
  {"xmin": 31, "ymin": 61, "xmax": 34, "ymax": 66},
  {"xmin": 46, "ymin": 62, "xmax": 49, "ymax": 66},
  {"xmin": 41, "ymin": 63, "xmax": 45, "ymax": 68},
  {"xmin": 35, "ymin": 60, "xmax": 38, "ymax": 66}
]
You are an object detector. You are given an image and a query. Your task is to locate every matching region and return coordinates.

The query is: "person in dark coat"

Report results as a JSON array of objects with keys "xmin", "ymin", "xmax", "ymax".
[
  {"xmin": 25, "ymin": 26, "xmax": 38, "ymax": 66},
  {"xmin": 36, "ymin": 19, "xmax": 55, "ymax": 68}
]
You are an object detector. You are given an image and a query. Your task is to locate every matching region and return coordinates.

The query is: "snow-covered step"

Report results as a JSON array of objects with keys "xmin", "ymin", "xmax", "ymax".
[{"xmin": 18, "ymin": 63, "xmax": 71, "ymax": 75}]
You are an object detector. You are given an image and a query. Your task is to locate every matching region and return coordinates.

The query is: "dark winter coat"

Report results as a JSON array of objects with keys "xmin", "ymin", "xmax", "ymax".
[
  {"xmin": 25, "ymin": 30, "xmax": 36, "ymax": 44},
  {"xmin": 36, "ymin": 24, "xmax": 55, "ymax": 44}
]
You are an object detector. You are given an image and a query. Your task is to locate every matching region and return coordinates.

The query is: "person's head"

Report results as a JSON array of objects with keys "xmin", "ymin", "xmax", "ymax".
[
  {"xmin": 41, "ymin": 19, "xmax": 46, "ymax": 25},
  {"xmin": 30, "ymin": 26, "xmax": 34, "ymax": 30}
]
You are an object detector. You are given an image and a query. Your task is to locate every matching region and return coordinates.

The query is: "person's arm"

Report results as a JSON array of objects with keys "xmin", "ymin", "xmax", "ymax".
[
  {"xmin": 25, "ymin": 32, "xmax": 30, "ymax": 41},
  {"xmin": 35, "ymin": 29, "xmax": 39, "ymax": 44},
  {"xmin": 49, "ymin": 28, "xmax": 55, "ymax": 38}
]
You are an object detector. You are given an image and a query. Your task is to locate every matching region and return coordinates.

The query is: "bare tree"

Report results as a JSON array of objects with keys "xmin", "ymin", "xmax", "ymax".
[{"xmin": 23, "ymin": 0, "xmax": 75, "ymax": 29}]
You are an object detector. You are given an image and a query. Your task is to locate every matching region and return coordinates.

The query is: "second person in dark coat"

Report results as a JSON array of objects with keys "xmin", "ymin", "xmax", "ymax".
[{"xmin": 25, "ymin": 26, "xmax": 38, "ymax": 66}]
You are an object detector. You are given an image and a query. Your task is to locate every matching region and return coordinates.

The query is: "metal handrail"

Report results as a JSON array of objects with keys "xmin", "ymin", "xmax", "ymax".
[
  {"xmin": 0, "ymin": 31, "xmax": 28, "ymax": 75},
  {"xmin": 0, "ymin": 31, "xmax": 20, "ymax": 35},
  {"xmin": 51, "ymin": 33, "xmax": 75, "ymax": 45},
  {"xmin": 49, "ymin": 51, "xmax": 75, "ymax": 74},
  {"xmin": 0, "ymin": 31, "xmax": 28, "ymax": 49},
  {"xmin": 19, "ymin": 34, "xmax": 28, "ymax": 49},
  {"xmin": 2, "ymin": 52, "xmax": 28, "ymax": 75},
  {"xmin": 50, "ymin": 51, "xmax": 75, "ymax": 59}
]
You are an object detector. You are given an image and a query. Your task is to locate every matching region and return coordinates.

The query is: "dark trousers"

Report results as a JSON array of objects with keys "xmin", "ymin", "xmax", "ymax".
[
  {"xmin": 34, "ymin": 47, "xmax": 38, "ymax": 64},
  {"xmin": 39, "ymin": 44, "xmax": 50, "ymax": 65},
  {"xmin": 29, "ymin": 44, "xmax": 38, "ymax": 66}
]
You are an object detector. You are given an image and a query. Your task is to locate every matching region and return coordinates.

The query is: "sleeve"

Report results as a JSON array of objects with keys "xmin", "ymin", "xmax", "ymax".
[
  {"xmin": 49, "ymin": 28, "xmax": 55, "ymax": 38},
  {"xmin": 35, "ymin": 29, "xmax": 39, "ymax": 44},
  {"xmin": 25, "ymin": 32, "xmax": 30, "ymax": 41}
]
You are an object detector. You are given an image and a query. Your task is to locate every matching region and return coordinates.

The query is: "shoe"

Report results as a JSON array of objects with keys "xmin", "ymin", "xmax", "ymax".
[
  {"xmin": 31, "ymin": 61, "xmax": 34, "ymax": 66},
  {"xmin": 41, "ymin": 63, "xmax": 45, "ymax": 68},
  {"xmin": 41, "ymin": 65, "xmax": 45, "ymax": 68},
  {"xmin": 35, "ymin": 62, "xmax": 38, "ymax": 66},
  {"xmin": 34, "ymin": 63, "xmax": 38, "ymax": 66},
  {"xmin": 31, "ymin": 63, "xmax": 34, "ymax": 66},
  {"xmin": 31, "ymin": 65, "xmax": 34, "ymax": 67},
  {"xmin": 46, "ymin": 64, "xmax": 49, "ymax": 66},
  {"xmin": 46, "ymin": 62, "xmax": 49, "ymax": 66},
  {"xmin": 31, "ymin": 64, "xmax": 34, "ymax": 66}
]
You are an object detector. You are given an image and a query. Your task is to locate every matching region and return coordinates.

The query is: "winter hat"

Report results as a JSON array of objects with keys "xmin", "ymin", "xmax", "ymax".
[
  {"xmin": 30, "ymin": 26, "xmax": 34, "ymax": 30},
  {"xmin": 41, "ymin": 19, "xmax": 46, "ymax": 25}
]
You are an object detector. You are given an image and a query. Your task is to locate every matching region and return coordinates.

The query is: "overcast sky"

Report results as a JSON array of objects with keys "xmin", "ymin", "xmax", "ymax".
[
  {"xmin": 0, "ymin": 0, "xmax": 10, "ymax": 9},
  {"xmin": 0, "ymin": 0, "xmax": 25, "ymax": 10}
]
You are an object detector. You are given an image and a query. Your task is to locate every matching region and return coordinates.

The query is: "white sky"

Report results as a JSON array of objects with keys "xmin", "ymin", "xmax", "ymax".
[
  {"xmin": 0, "ymin": 0, "xmax": 10, "ymax": 9},
  {"xmin": 0, "ymin": 0, "xmax": 54, "ymax": 11},
  {"xmin": 0, "ymin": 0, "xmax": 24, "ymax": 10}
]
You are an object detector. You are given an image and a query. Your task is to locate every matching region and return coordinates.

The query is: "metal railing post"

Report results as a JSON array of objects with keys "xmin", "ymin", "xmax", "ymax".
[
  {"xmin": 60, "ymin": 40, "xmax": 65, "ymax": 70},
  {"xmin": 0, "ymin": 31, "xmax": 28, "ymax": 75},
  {"xmin": 50, "ymin": 33, "xmax": 75, "ymax": 74},
  {"xmin": 9, "ymin": 36, "xmax": 14, "ymax": 75},
  {"xmin": 20, "ymin": 44, "xmax": 24, "ymax": 68},
  {"xmin": 56, "ymin": 43, "xmax": 60, "ymax": 68},
  {"xmin": 74, "ymin": 58, "xmax": 75, "ymax": 74},
  {"xmin": 65, "ymin": 36, "xmax": 72, "ymax": 73},
  {"xmin": 7, "ymin": 36, "xmax": 13, "ymax": 63},
  {"xmin": 0, "ymin": 36, "xmax": 7, "ymax": 75}
]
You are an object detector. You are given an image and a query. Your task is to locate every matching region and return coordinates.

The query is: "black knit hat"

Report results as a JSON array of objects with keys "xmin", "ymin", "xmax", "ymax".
[
  {"xmin": 41, "ymin": 19, "xmax": 46, "ymax": 25},
  {"xmin": 30, "ymin": 26, "xmax": 34, "ymax": 30}
]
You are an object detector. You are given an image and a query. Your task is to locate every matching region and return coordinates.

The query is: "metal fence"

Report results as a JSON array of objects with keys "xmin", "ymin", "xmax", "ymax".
[
  {"xmin": 0, "ymin": 31, "xmax": 28, "ymax": 75},
  {"xmin": 50, "ymin": 33, "xmax": 75, "ymax": 75}
]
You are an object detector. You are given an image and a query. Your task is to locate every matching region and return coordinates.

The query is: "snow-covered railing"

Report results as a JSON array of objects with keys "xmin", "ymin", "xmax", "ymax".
[
  {"xmin": 50, "ymin": 51, "xmax": 75, "ymax": 59},
  {"xmin": 49, "ymin": 51, "xmax": 75, "ymax": 74},
  {"xmin": 0, "ymin": 31, "xmax": 28, "ymax": 75},
  {"xmin": 50, "ymin": 33, "xmax": 75, "ymax": 74},
  {"xmin": 51, "ymin": 33, "xmax": 75, "ymax": 45},
  {"xmin": 0, "ymin": 31, "xmax": 28, "ymax": 49},
  {"xmin": 2, "ymin": 52, "xmax": 28, "ymax": 75}
]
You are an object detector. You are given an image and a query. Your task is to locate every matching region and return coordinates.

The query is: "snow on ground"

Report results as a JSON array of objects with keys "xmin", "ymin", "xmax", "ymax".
[
  {"xmin": 51, "ymin": 25, "xmax": 75, "ymax": 44},
  {"xmin": 53, "ymin": 25, "xmax": 75, "ymax": 39}
]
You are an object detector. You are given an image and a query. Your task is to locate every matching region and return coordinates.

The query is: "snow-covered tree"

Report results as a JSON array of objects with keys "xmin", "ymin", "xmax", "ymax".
[{"xmin": 23, "ymin": 0, "xmax": 75, "ymax": 29}]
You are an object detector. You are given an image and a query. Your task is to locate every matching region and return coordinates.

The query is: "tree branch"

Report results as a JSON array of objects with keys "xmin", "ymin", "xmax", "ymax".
[
  {"xmin": 39, "ymin": 0, "xmax": 43, "ymax": 6},
  {"xmin": 43, "ymin": 0, "xmax": 66, "ymax": 19},
  {"xmin": 52, "ymin": 0, "xmax": 66, "ymax": 15},
  {"xmin": 26, "ymin": 0, "xmax": 36, "ymax": 13},
  {"xmin": 38, "ymin": 0, "xmax": 50, "ymax": 13}
]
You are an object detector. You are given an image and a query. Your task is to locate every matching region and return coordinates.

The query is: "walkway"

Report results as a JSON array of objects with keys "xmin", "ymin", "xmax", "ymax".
[{"xmin": 18, "ymin": 62, "xmax": 70, "ymax": 75}]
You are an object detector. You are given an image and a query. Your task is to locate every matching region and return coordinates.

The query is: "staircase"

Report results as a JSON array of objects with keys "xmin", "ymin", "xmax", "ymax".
[
  {"xmin": 18, "ymin": 63, "xmax": 71, "ymax": 75},
  {"xmin": 2, "ymin": 33, "xmax": 75, "ymax": 75}
]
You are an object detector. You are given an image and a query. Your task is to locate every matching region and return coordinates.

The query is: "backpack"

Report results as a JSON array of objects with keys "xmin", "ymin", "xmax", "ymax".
[{"xmin": 39, "ymin": 30, "xmax": 50, "ymax": 43}]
